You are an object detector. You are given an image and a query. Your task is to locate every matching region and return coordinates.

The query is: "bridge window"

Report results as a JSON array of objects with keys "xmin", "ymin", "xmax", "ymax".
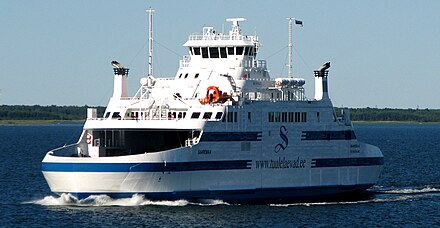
[
  {"xmin": 201, "ymin": 47, "xmax": 209, "ymax": 58},
  {"xmin": 244, "ymin": 46, "xmax": 250, "ymax": 55},
  {"xmin": 194, "ymin": 73, "xmax": 199, "ymax": 79},
  {"xmin": 193, "ymin": 47, "xmax": 201, "ymax": 55},
  {"xmin": 209, "ymin": 47, "xmax": 219, "ymax": 58},
  {"xmin": 236, "ymin": 46, "xmax": 244, "ymax": 55},
  {"xmin": 227, "ymin": 47, "xmax": 234, "ymax": 55},
  {"xmin": 220, "ymin": 47, "xmax": 227, "ymax": 58}
]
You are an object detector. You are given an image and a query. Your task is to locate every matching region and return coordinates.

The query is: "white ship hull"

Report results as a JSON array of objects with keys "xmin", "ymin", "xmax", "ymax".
[{"xmin": 42, "ymin": 138, "xmax": 383, "ymax": 202}]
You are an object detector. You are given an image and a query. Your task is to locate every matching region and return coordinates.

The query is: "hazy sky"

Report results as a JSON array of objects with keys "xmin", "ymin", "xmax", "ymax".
[{"xmin": 1, "ymin": 1, "xmax": 439, "ymax": 108}]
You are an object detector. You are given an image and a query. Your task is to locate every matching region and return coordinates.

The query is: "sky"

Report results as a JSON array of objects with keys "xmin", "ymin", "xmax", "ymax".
[{"xmin": 1, "ymin": 0, "xmax": 439, "ymax": 108}]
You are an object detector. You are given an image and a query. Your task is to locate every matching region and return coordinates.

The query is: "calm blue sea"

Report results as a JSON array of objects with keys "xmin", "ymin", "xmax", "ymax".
[{"xmin": 0, "ymin": 123, "xmax": 439, "ymax": 227}]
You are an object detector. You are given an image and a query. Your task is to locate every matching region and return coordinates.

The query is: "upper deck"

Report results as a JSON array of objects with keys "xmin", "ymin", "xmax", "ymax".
[{"xmin": 184, "ymin": 18, "xmax": 258, "ymax": 47}]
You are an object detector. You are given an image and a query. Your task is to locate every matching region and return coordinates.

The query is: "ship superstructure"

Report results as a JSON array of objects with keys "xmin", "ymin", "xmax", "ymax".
[{"xmin": 42, "ymin": 12, "xmax": 383, "ymax": 203}]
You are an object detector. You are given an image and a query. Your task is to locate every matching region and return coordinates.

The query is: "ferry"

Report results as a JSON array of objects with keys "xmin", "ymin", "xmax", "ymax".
[{"xmin": 42, "ymin": 10, "xmax": 383, "ymax": 203}]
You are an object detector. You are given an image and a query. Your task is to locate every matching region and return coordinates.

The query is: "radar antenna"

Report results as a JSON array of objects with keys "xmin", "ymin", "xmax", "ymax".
[{"xmin": 226, "ymin": 18, "xmax": 246, "ymax": 40}]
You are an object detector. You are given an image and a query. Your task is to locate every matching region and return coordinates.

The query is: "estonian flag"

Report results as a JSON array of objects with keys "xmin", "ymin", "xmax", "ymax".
[{"xmin": 295, "ymin": 20, "xmax": 303, "ymax": 27}]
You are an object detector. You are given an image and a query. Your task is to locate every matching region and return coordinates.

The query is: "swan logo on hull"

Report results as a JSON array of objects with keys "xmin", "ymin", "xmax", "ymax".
[{"xmin": 274, "ymin": 126, "xmax": 288, "ymax": 153}]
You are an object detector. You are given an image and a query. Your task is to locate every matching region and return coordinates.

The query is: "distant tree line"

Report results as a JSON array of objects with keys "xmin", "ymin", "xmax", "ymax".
[
  {"xmin": 1, "ymin": 105, "xmax": 439, "ymax": 122},
  {"xmin": 0, "ymin": 105, "xmax": 105, "ymax": 120},
  {"xmin": 336, "ymin": 107, "xmax": 440, "ymax": 123}
]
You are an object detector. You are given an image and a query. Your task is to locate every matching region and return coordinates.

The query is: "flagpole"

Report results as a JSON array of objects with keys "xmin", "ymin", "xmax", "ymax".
[{"xmin": 287, "ymin": 18, "xmax": 303, "ymax": 78}]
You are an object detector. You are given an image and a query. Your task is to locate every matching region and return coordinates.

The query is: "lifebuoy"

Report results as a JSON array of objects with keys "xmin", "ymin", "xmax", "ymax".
[
  {"xmin": 198, "ymin": 86, "xmax": 229, "ymax": 104},
  {"xmin": 206, "ymin": 86, "xmax": 220, "ymax": 103},
  {"xmin": 86, "ymin": 133, "xmax": 92, "ymax": 144}
]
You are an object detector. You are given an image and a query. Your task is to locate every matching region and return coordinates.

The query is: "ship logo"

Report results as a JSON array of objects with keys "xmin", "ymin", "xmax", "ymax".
[{"xmin": 274, "ymin": 126, "xmax": 288, "ymax": 153}]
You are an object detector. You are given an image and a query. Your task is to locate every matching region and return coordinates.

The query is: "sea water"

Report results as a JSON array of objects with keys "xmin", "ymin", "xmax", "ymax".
[{"xmin": 0, "ymin": 123, "xmax": 439, "ymax": 227}]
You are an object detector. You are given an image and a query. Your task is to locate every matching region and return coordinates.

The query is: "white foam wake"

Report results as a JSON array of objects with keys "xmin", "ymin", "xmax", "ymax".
[
  {"xmin": 377, "ymin": 187, "xmax": 440, "ymax": 194},
  {"xmin": 269, "ymin": 196, "xmax": 413, "ymax": 207},
  {"xmin": 270, "ymin": 186, "xmax": 440, "ymax": 207},
  {"xmin": 26, "ymin": 193, "xmax": 229, "ymax": 207}
]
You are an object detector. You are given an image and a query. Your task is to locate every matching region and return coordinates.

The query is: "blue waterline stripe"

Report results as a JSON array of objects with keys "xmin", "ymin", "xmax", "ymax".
[
  {"xmin": 42, "ymin": 160, "xmax": 252, "ymax": 172},
  {"xmin": 311, "ymin": 157, "xmax": 384, "ymax": 168}
]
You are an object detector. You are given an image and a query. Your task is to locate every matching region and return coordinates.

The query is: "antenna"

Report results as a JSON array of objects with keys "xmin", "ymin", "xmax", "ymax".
[
  {"xmin": 287, "ymin": 18, "xmax": 293, "ymax": 78},
  {"xmin": 146, "ymin": 7, "xmax": 155, "ymax": 77}
]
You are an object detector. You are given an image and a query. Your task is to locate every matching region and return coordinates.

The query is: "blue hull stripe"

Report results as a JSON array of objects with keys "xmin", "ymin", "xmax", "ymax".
[
  {"xmin": 42, "ymin": 160, "xmax": 252, "ymax": 172},
  {"xmin": 301, "ymin": 130, "xmax": 356, "ymax": 140},
  {"xmin": 61, "ymin": 184, "xmax": 375, "ymax": 203},
  {"xmin": 311, "ymin": 157, "xmax": 384, "ymax": 168},
  {"xmin": 201, "ymin": 132, "xmax": 262, "ymax": 142}
]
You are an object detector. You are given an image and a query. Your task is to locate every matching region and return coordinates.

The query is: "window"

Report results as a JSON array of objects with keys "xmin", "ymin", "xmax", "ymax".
[
  {"xmin": 178, "ymin": 112, "xmax": 187, "ymax": 119},
  {"xmin": 225, "ymin": 112, "xmax": 237, "ymax": 122},
  {"xmin": 189, "ymin": 47, "xmax": 193, "ymax": 55},
  {"xmin": 215, "ymin": 112, "xmax": 223, "ymax": 119},
  {"xmin": 179, "ymin": 73, "xmax": 182, "ymax": 78},
  {"xmin": 236, "ymin": 46, "xmax": 244, "ymax": 55},
  {"xmin": 244, "ymin": 46, "xmax": 250, "ymax": 55},
  {"xmin": 295, "ymin": 112, "xmax": 300, "ymax": 122},
  {"xmin": 268, "ymin": 112, "xmax": 274, "ymax": 122},
  {"xmin": 209, "ymin": 47, "xmax": 219, "ymax": 58},
  {"xmin": 220, "ymin": 47, "xmax": 227, "ymax": 58},
  {"xmin": 227, "ymin": 47, "xmax": 234, "ymax": 55},
  {"xmin": 203, "ymin": 112, "xmax": 212, "ymax": 119},
  {"xmin": 104, "ymin": 112, "xmax": 110, "ymax": 118},
  {"xmin": 201, "ymin": 47, "xmax": 209, "ymax": 58},
  {"xmin": 275, "ymin": 112, "xmax": 281, "ymax": 122},
  {"xmin": 249, "ymin": 47, "xmax": 254, "ymax": 56},
  {"xmin": 227, "ymin": 112, "xmax": 233, "ymax": 122},
  {"xmin": 91, "ymin": 129, "xmax": 201, "ymax": 156},
  {"xmin": 302, "ymin": 112, "xmax": 307, "ymax": 122},
  {"xmin": 184, "ymin": 73, "xmax": 188, "ymax": 79},
  {"xmin": 248, "ymin": 112, "xmax": 251, "ymax": 122},
  {"xmin": 194, "ymin": 73, "xmax": 199, "ymax": 79},
  {"xmin": 112, "ymin": 112, "xmax": 121, "ymax": 119},
  {"xmin": 193, "ymin": 47, "xmax": 201, "ymax": 55},
  {"xmin": 191, "ymin": 112, "xmax": 200, "ymax": 119},
  {"xmin": 288, "ymin": 112, "xmax": 294, "ymax": 122},
  {"xmin": 282, "ymin": 112, "xmax": 287, "ymax": 122}
]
